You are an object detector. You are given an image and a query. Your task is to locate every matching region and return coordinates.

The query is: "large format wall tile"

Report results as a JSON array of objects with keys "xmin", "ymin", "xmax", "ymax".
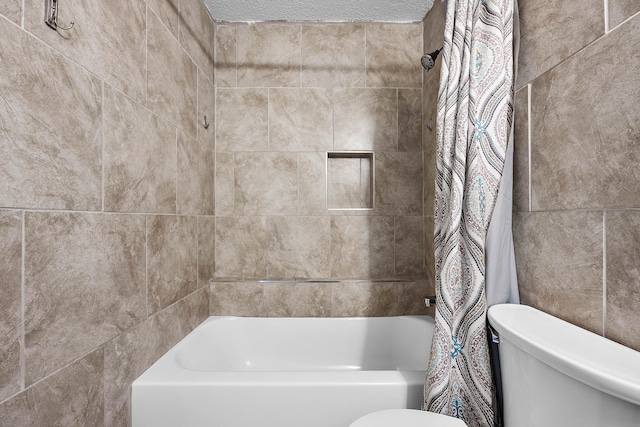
[
  {"xmin": 210, "ymin": 281, "xmax": 265, "ymax": 315},
  {"xmin": 366, "ymin": 23, "xmax": 422, "ymax": 88},
  {"xmin": 216, "ymin": 88, "xmax": 268, "ymax": 151},
  {"xmin": 209, "ymin": 280, "xmax": 423, "ymax": 317},
  {"xmin": 146, "ymin": 0, "xmax": 179, "ymax": 38},
  {"xmin": 262, "ymin": 282, "xmax": 331, "ymax": 317},
  {"xmin": 269, "ymin": 88, "xmax": 333, "ymax": 152},
  {"xmin": 234, "ymin": 152, "xmax": 298, "ymax": 216},
  {"xmin": 103, "ymin": 86, "xmax": 177, "ymax": 214},
  {"xmin": 398, "ymin": 89, "xmax": 422, "ymax": 152},
  {"xmin": 215, "ymin": 24, "xmax": 237, "ymax": 87},
  {"xmin": 215, "ymin": 217, "xmax": 268, "ymax": 279},
  {"xmin": 198, "ymin": 217, "xmax": 215, "ymax": 287},
  {"xmin": 605, "ymin": 211, "xmax": 640, "ymax": 351},
  {"xmin": 0, "ymin": 19, "xmax": 102, "ymax": 211},
  {"xmin": 424, "ymin": 216, "xmax": 436, "ymax": 286},
  {"xmin": 331, "ymin": 281, "xmax": 398, "ymax": 316},
  {"xmin": 513, "ymin": 211, "xmax": 603, "ymax": 334},
  {"xmin": 330, "ymin": 216, "xmax": 395, "ymax": 279},
  {"xmin": 609, "ymin": 0, "xmax": 640, "ymax": 29},
  {"xmin": 530, "ymin": 15, "xmax": 640, "ymax": 210},
  {"xmin": 517, "ymin": 0, "xmax": 603, "ymax": 88},
  {"xmin": 24, "ymin": 0, "xmax": 146, "ymax": 102},
  {"xmin": 375, "ymin": 152, "xmax": 423, "ymax": 216},
  {"xmin": 301, "ymin": 24, "xmax": 366, "ymax": 88},
  {"xmin": 147, "ymin": 9, "xmax": 197, "ymax": 137},
  {"xmin": 104, "ymin": 289, "xmax": 207, "ymax": 427},
  {"xmin": 333, "ymin": 88, "xmax": 398, "ymax": 151},
  {"xmin": 236, "ymin": 24, "xmax": 301, "ymax": 87},
  {"xmin": 179, "ymin": 0, "xmax": 215, "ymax": 80},
  {"xmin": 211, "ymin": 281, "xmax": 333, "ymax": 317},
  {"xmin": 24, "ymin": 212, "xmax": 146, "ymax": 385},
  {"xmin": 266, "ymin": 217, "xmax": 331, "ymax": 278},
  {"xmin": 0, "ymin": 1, "xmax": 21, "ymax": 24},
  {"xmin": 399, "ymin": 280, "xmax": 433, "ymax": 316},
  {"xmin": 177, "ymin": 130, "xmax": 214, "ymax": 215},
  {"xmin": 395, "ymin": 217, "xmax": 425, "ymax": 279},
  {"xmin": 423, "ymin": 0, "xmax": 445, "ymax": 55},
  {"xmin": 0, "ymin": 211, "xmax": 21, "ymax": 401},
  {"xmin": 0, "ymin": 349, "xmax": 104, "ymax": 426},
  {"xmin": 214, "ymin": 152, "xmax": 235, "ymax": 216},
  {"xmin": 104, "ymin": 313, "xmax": 168, "ymax": 427},
  {"xmin": 513, "ymin": 86, "xmax": 529, "ymax": 212},
  {"xmin": 147, "ymin": 215, "xmax": 198, "ymax": 314},
  {"xmin": 298, "ymin": 152, "xmax": 327, "ymax": 215},
  {"xmin": 423, "ymin": 68, "xmax": 439, "ymax": 218}
]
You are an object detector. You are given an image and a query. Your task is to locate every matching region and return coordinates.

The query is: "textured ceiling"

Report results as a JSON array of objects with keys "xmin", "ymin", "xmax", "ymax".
[{"xmin": 204, "ymin": 0, "xmax": 435, "ymax": 22}]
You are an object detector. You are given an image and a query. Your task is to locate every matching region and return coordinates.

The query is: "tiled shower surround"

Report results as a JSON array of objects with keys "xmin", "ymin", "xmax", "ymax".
[
  {"xmin": 211, "ymin": 21, "xmax": 431, "ymax": 314},
  {"xmin": 1, "ymin": 0, "xmax": 639, "ymax": 425}
]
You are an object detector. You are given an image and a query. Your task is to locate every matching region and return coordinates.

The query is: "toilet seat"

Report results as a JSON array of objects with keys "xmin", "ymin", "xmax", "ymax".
[{"xmin": 349, "ymin": 409, "xmax": 467, "ymax": 427}]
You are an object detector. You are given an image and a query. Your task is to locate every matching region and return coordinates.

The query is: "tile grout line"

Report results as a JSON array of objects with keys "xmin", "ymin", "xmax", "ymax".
[
  {"xmin": 527, "ymin": 83, "xmax": 532, "ymax": 212},
  {"xmin": 196, "ymin": 64, "xmax": 200, "ymax": 147},
  {"xmin": 145, "ymin": 5, "xmax": 149, "ymax": 104},
  {"xmin": 175, "ymin": 128, "xmax": 179, "ymax": 213},
  {"xmin": 20, "ymin": 210, "xmax": 26, "ymax": 392},
  {"xmin": 604, "ymin": 0, "xmax": 610, "ymax": 33},
  {"xmin": 602, "ymin": 212, "xmax": 609, "ymax": 334},
  {"xmin": 2, "ymin": 344, "xmax": 103, "ymax": 406},
  {"xmin": 101, "ymin": 81, "xmax": 105, "ymax": 213},
  {"xmin": 232, "ymin": 25, "xmax": 238, "ymax": 87},
  {"xmin": 196, "ymin": 216, "xmax": 200, "ymax": 288},
  {"xmin": 297, "ymin": 153, "xmax": 301, "ymax": 216},
  {"xmin": 145, "ymin": 215, "xmax": 149, "ymax": 318}
]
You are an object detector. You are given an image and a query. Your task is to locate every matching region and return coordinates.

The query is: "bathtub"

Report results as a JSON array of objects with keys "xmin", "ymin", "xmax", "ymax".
[{"xmin": 132, "ymin": 315, "xmax": 433, "ymax": 427}]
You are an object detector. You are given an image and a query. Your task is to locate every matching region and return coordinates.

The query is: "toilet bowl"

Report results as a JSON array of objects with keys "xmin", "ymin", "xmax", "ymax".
[{"xmin": 349, "ymin": 409, "xmax": 467, "ymax": 427}]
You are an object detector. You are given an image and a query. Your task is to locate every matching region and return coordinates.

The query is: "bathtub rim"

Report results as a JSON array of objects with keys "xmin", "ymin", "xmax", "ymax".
[
  {"xmin": 133, "ymin": 314, "xmax": 433, "ymax": 386},
  {"xmin": 488, "ymin": 303, "xmax": 640, "ymax": 406}
]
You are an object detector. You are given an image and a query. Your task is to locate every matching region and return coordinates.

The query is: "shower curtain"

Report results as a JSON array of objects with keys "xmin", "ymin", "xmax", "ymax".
[{"xmin": 424, "ymin": 0, "xmax": 517, "ymax": 426}]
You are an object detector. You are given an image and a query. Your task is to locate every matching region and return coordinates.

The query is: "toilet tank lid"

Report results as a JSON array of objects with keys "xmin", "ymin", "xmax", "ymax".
[{"xmin": 488, "ymin": 304, "xmax": 640, "ymax": 407}]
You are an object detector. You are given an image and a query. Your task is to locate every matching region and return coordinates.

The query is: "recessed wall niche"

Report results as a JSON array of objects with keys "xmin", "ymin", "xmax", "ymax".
[{"xmin": 326, "ymin": 152, "xmax": 375, "ymax": 210}]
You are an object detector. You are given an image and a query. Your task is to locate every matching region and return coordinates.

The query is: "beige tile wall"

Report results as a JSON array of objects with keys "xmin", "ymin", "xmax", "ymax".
[
  {"xmin": 211, "ymin": 21, "xmax": 432, "ymax": 316},
  {"xmin": 210, "ymin": 280, "xmax": 431, "ymax": 317},
  {"xmin": 421, "ymin": 0, "xmax": 640, "ymax": 352},
  {"xmin": 514, "ymin": 1, "xmax": 640, "ymax": 350},
  {"xmin": 214, "ymin": 22, "xmax": 427, "ymax": 281},
  {"xmin": 0, "ymin": 1, "xmax": 214, "ymax": 425}
]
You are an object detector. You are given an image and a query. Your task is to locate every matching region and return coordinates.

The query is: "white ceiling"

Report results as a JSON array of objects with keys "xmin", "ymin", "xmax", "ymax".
[{"xmin": 204, "ymin": 0, "xmax": 436, "ymax": 23}]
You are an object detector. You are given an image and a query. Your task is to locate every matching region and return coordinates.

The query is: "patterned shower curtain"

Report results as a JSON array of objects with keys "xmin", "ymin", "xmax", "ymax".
[{"xmin": 424, "ymin": 0, "xmax": 515, "ymax": 426}]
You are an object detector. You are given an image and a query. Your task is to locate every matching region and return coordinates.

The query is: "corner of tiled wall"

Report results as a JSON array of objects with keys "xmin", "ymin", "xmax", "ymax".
[
  {"xmin": 513, "ymin": 0, "xmax": 640, "ymax": 349},
  {"xmin": 0, "ymin": 0, "xmax": 215, "ymax": 424},
  {"xmin": 421, "ymin": 0, "xmax": 446, "ymax": 316}
]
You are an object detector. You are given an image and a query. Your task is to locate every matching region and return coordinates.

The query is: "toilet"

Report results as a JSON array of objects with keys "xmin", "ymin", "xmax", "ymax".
[
  {"xmin": 350, "ymin": 304, "xmax": 640, "ymax": 427},
  {"xmin": 349, "ymin": 409, "xmax": 466, "ymax": 427}
]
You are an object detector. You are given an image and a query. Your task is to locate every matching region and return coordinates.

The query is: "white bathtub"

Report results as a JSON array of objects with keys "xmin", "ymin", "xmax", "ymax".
[{"xmin": 132, "ymin": 315, "xmax": 433, "ymax": 427}]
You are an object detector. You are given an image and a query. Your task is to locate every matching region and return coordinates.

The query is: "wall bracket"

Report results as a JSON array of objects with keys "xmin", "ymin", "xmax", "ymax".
[{"xmin": 45, "ymin": 0, "xmax": 74, "ymax": 31}]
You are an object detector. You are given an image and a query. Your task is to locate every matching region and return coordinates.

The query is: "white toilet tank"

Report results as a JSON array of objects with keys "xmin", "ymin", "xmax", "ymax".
[{"xmin": 488, "ymin": 304, "xmax": 640, "ymax": 427}]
